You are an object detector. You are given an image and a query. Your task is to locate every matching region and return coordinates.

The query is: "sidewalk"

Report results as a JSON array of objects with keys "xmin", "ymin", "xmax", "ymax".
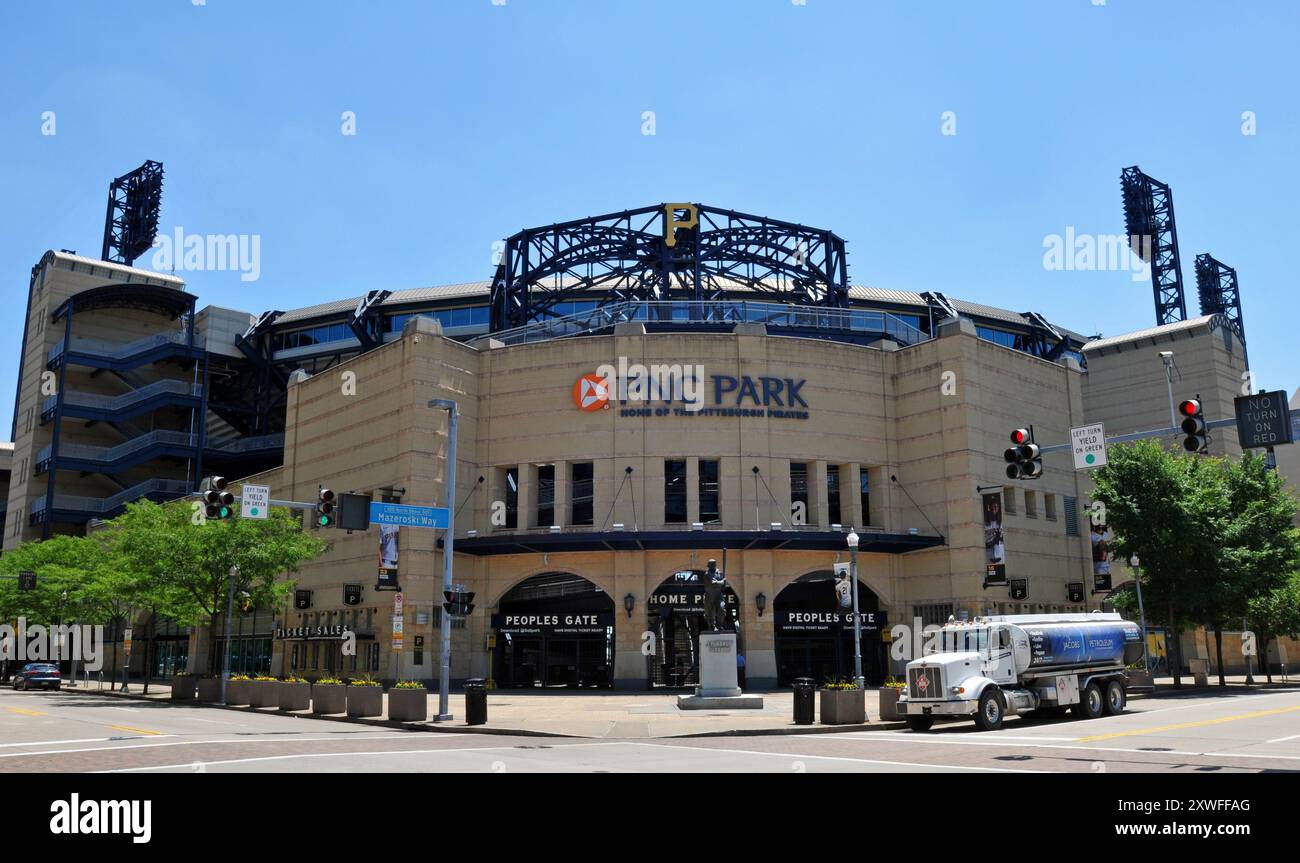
[{"xmin": 53, "ymin": 676, "xmax": 1299, "ymax": 739}]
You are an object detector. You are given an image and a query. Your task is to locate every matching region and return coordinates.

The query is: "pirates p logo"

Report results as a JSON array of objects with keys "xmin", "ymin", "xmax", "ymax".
[{"xmin": 573, "ymin": 374, "xmax": 610, "ymax": 411}]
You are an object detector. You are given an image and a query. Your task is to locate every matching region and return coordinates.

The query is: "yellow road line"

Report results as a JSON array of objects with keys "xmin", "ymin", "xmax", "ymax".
[
  {"xmin": 6, "ymin": 707, "xmax": 48, "ymax": 717},
  {"xmin": 1075, "ymin": 704, "xmax": 1300, "ymax": 742},
  {"xmin": 107, "ymin": 724, "xmax": 164, "ymax": 736}
]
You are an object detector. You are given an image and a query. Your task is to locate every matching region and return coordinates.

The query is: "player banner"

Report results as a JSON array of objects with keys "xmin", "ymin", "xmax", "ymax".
[{"xmin": 983, "ymin": 492, "xmax": 1006, "ymax": 585}]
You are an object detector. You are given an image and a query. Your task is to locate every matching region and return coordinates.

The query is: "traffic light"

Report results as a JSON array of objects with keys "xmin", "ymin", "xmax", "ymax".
[
  {"xmin": 1003, "ymin": 428, "xmax": 1043, "ymax": 480},
  {"xmin": 444, "ymin": 589, "xmax": 475, "ymax": 617},
  {"xmin": 316, "ymin": 487, "xmax": 335, "ymax": 528},
  {"xmin": 202, "ymin": 476, "xmax": 235, "ymax": 520},
  {"xmin": 1179, "ymin": 398, "xmax": 1208, "ymax": 454}
]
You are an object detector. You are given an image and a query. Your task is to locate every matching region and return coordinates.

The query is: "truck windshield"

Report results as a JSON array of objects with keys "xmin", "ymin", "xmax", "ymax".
[{"xmin": 933, "ymin": 627, "xmax": 991, "ymax": 654}]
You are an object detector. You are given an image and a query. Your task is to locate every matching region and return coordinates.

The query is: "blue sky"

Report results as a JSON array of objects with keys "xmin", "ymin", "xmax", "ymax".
[{"xmin": 1, "ymin": 0, "xmax": 1296, "ymax": 426}]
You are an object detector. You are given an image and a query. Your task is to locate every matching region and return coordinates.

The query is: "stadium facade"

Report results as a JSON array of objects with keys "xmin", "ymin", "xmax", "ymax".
[{"xmin": 4, "ymin": 203, "xmax": 1258, "ymax": 687}]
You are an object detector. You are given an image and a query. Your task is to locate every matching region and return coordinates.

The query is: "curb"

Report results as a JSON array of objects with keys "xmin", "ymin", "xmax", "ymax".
[
  {"xmin": 54, "ymin": 685, "xmax": 577, "ymax": 737},
  {"xmin": 51, "ymin": 685, "xmax": 907, "ymax": 739}
]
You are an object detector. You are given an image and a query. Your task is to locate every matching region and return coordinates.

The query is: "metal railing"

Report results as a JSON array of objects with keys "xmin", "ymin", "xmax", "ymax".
[
  {"xmin": 38, "ymin": 431, "xmax": 284, "ymax": 467},
  {"xmin": 205, "ymin": 433, "xmax": 285, "ymax": 453},
  {"xmin": 32, "ymin": 477, "xmax": 193, "ymax": 516},
  {"xmin": 42, "ymin": 379, "xmax": 203, "ymax": 417},
  {"xmin": 489, "ymin": 299, "xmax": 929, "ymax": 347},
  {"xmin": 48, "ymin": 331, "xmax": 190, "ymax": 364}
]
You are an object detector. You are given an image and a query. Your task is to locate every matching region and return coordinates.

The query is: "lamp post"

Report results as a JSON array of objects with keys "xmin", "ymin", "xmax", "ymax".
[
  {"xmin": 1159, "ymin": 351, "xmax": 1177, "ymax": 430},
  {"xmin": 1129, "ymin": 554, "xmax": 1150, "ymax": 674},
  {"xmin": 429, "ymin": 398, "xmax": 458, "ymax": 721},
  {"xmin": 847, "ymin": 529, "xmax": 864, "ymax": 689}
]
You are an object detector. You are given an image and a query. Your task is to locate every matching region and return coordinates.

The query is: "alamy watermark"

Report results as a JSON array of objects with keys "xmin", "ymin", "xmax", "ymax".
[
  {"xmin": 150, "ymin": 227, "xmax": 261, "ymax": 282},
  {"xmin": 1, "ymin": 618, "xmax": 104, "ymax": 670},
  {"xmin": 1042, "ymin": 229, "xmax": 1151, "ymax": 282}
]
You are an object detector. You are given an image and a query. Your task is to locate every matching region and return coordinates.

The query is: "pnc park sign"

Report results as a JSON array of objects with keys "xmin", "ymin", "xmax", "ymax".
[{"xmin": 573, "ymin": 359, "xmax": 810, "ymax": 420}]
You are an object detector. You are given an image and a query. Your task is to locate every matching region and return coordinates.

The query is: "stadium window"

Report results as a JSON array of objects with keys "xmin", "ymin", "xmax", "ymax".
[
  {"xmin": 505, "ymin": 467, "xmax": 518, "ymax": 529},
  {"xmin": 1003, "ymin": 488, "xmax": 1016, "ymax": 515},
  {"xmin": 665, "ymin": 459, "xmax": 687, "ymax": 523},
  {"xmin": 1044, "ymin": 493, "xmax": 1057, "ymax": 521},
  {"xmin": 860, "ymin": 470, "xmax": 871, "ymax": 526},
  {"xmin": 699, "ymin": 459, "xmax": 720, "ymax": 524},
  {"xmin": 791, "ymin": 462, "xmax": 810, "ymax": 520},
  {"xmin": 1063, "ymin": 496, "xmax": 1080, "ymax": 537},
  {"xmin": 1024, "ymin": 489, "xmax": 1037, "ymax": 518},
  {"xmin": 571, "ymin": 462, "xmax": 594, "ymax": 526},
  {"xmin": 826, "ymin": 465, "xmax": 841, "ymax": 525},
  {"xmin": 536, "ymin": 464, "xmax": 555, "ymax": 527}
]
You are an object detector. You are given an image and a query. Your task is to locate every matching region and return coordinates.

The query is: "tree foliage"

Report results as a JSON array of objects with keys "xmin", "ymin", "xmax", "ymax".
[{"xmin": 1092, "ymin": 440, "xmax": 1300, "ymax": 681}]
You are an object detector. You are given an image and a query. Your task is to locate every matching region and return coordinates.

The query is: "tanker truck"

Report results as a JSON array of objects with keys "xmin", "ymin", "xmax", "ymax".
[{"xmin": 897, "ymin": 612, "xmax": 1144, "ymax": 732}]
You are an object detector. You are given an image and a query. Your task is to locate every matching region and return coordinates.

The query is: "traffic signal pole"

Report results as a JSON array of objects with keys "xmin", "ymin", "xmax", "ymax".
[
  {"xmin": 1030, "ymin": 416, "xmax": 1239, "ymax": 456},
  {"xmin": 430, "ymin": 398, "xmax": 458, "ymax": 721}
]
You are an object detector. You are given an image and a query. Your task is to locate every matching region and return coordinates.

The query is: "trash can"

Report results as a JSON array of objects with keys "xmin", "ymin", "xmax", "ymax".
[
  {"xmin": 792, "ymin": 677, "xmax": 815, "ymax": 725},
  {"xmin": 465, "ymin": 678, "xmax": 487, "ymax": 726}
]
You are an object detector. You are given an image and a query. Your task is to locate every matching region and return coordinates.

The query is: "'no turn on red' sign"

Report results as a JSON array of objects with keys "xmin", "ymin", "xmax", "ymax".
[{"xmin": 1071, "ymin": 423, "xmax": 1108, "ymax": 470}]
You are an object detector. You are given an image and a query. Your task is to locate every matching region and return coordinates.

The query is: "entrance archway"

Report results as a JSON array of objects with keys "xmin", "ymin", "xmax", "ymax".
[
  {"xmin": 773, "ymin": 571, "xmax": 886, "ymax": 686},
  {"xmin": 492, "ymin": 572, "xmax": 615, "ymax": 688},
  {"xmin": 646, "ymin": 570, "xmax": 741, "ymax": 687}
]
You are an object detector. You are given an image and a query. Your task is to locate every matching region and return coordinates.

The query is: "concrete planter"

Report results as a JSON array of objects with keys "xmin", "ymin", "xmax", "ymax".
[
  {"xmin": 170, "ymin": 676, "xmax": 197, "ymax": 701},
  {"xmin": 279, "ymin": 681, "xmax": 311, "ymax": 711},
  {"xmin": 196, "ymin": 678, "xmax": 223, "ymax": 702},
  {"xmin": 820, "ymin": 688, "xmax": 867, "ymax": 725},
  {"xmin": 388, "ymin": 687, "xmax": 428, "ymax": 722},
  {"xmin": 312, "ymin": 683, "xmax": 346, "ymax": 715},
  {"xmin": 225, "ymin": 679, "xmax": 250, "ymax": 705},
  {"xmin": 250, "ymin": 680, "xmax": 280, "ymax": 708},
  {"xmin": 878, "ymin": 687, "xmax": 904, "ymax": 721},
  {"xmin": 346, "ymin": 685, "xmax": 383, "ymax": 718}
]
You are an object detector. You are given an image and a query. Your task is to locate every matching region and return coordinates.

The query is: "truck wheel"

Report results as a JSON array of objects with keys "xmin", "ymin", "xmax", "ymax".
[
  {"xmin": 905, "ymin": 716, "xmax": 934, "ymax": 732},
  {"xmin": 1103, "ymin": 680, "xmax": 1126, "ymax": 716},
  {"xmin": 1073, "ymin": 682, "xmax": 1105, "ymax": 719},
  {"xmin": 974, "ymin": 688, "xmax": 1005, "ymax": 731}
]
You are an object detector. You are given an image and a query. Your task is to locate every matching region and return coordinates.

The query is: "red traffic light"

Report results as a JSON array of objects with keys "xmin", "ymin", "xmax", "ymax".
[
  {"xmin": 1010, "ymin": 428, "xmax": 1030, "ymax": 445},
  {"xmin": 1178, "ymin": 399, "xmax": 1201, "ymax": 418}
]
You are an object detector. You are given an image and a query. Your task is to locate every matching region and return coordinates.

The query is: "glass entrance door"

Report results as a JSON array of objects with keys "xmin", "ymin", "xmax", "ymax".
[{"xmin": 544, "ymin": 639, "xmax": 578, "ymax": 687}]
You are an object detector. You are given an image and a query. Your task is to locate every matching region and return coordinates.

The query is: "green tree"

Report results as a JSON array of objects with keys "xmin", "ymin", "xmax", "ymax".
[
  {"xmin": 0, "ymin": 534, "xmax": 124, "ymax": 680},
  {"xmin": 112, "ymin": 500, "xmax": 326, "ymax": 675},
  {"xmin": 1247, "ymin": 572, "xmax": 1300, "ymax": 683},
  {"xmin": 1091, "ymin": 440, "xmax": 1224, "ymax": 687},
  {"xmin": 1207, "ymin": 453, "xmax": 1300, "ymax": 684},
  {"xmin": 1093, "ymin": 441, "xmax": 1300, "ymax": 687}
]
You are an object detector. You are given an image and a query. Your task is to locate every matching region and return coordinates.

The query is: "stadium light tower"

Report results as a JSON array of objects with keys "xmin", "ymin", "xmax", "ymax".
[
  {"xmin": 1121, "ymin": 166, "xmax": 1187, "ymax": 327},
  {"xmin": 101, "ymin": 161, "xmax": 164, "ymax": 266}
]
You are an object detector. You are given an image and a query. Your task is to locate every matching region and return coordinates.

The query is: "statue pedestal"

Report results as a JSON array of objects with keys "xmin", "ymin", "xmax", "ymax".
[
  {"xmin": 696, "ymin": 631, "xmax": 741, "ymax": 697},
  {"xmin": 676, "ymin": 631, "xmax": 764, "ymax": 710}
]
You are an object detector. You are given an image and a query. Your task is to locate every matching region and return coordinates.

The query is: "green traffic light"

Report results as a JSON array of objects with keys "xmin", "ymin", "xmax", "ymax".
[{"xmin": 318, "ymin": 515, "xmax": 331, "ymax": 527}]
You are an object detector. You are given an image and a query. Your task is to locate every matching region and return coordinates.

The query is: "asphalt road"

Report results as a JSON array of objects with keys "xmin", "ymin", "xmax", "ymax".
[{"xmin": 2, "ymin": 684, "xmax": 1298, "ymax": 773}]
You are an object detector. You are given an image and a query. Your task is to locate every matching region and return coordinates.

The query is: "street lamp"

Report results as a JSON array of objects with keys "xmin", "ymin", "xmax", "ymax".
[
  {"xmin": 846, "ymin": 529, "xmax": 864, "ymax": 689},
  {"xmin": 1129, "ymin": 554, "xmax": 1150, "ymax": 674},
  {"xmin": 429, "ymin": 398, "xmax": 458, "ymax": 722},
  {"xmin": 1158, "ymin": 351, "xmax": 1177, "ymax": 430}
]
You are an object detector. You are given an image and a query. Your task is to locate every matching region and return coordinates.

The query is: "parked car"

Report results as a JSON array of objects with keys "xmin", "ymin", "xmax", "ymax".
[{"xmin": 12, "ymin": 663, "xmax": 61, "ymax": 691}]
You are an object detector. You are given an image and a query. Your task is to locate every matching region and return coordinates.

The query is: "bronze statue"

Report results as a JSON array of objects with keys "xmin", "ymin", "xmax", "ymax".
[{"xmin": 702, "ymin": 558, "xmax": 731, "ymax": 632}]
